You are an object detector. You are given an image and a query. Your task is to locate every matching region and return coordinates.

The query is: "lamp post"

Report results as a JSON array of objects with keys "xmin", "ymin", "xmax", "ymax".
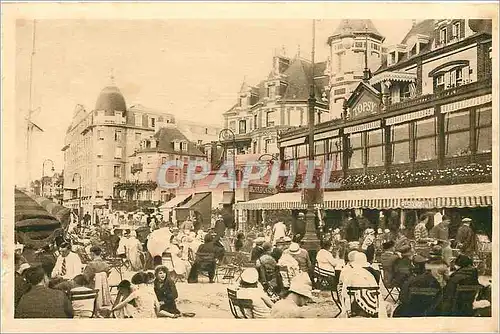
[
  {"xmin": 41, "ymin": 159, "xmax": 55, "ymax": 197},
  {"xmin": 72, "ymin": 172, "xmax": 82, "ymax": 220},
  {"xmin": 219, "ymin": 128, "xmax": 237, "ymax": 227}
]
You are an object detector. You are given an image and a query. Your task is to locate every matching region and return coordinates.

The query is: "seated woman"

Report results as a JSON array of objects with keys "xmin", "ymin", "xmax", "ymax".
[
  {"xmin": 316, "ymin": 239, "xmax": 337, "ymax": 275},
  {"xmin": 153, "ymin": 266, "xmax": 181, "ymax": 318},
  {"xmin": 111, "ymin": 272, "xmax": 159, "ymax": 318},
  {"xmin": 112, "ymin": 280, "xmax": 136, "ymax": 318},
  {"xmin": 234, "ymin": 268, "xmax": 274, "ymax": 318}
]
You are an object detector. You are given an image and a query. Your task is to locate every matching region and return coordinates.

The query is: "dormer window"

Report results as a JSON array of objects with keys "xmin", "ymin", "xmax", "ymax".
[
  {"xmin": 181, "ymin": 141, "xmax": 188, "ymax": 151},
  {"xmin": 439, "ymin": 28, "xmax": 447, "ymax": 45},
  {"xmin": 452, "ymin": 21, "xmax": 460, "ymax": 39},
  {"xmin": 266, "ymin": 83, "xmax": 276, "ymax": 99},
  {"xmin": 173, "ymin": 141, "xmax": 180, "ymax": 151},
  {"xmin": 435, "ymin": 74, "xmax": 445, "ymax": 92}
]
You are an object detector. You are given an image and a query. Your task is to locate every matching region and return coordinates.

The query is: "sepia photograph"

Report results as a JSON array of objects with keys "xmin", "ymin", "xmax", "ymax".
[{"xmin": 1, "ymin": 1, "xmax": 498, "ymax": 333}]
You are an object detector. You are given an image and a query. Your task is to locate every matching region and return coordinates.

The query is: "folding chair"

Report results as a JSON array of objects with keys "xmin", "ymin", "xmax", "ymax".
[
  {"xmin": 69, "ymin": 289, "xmax": 100, "ymax": 318},
  {"xmin": 451, "ymin": 285, "xmax": 482, "ymax": 317},
  {"xmin": 346, "ymin": 286, "xmax": 380, "ymax": 318},
  {"xmin": 227, "ymin": 288, "xmax": 255, "ymax": 319},
  {"xmin": 313, "ymin": 265, "xmax": 341, "ymax": 318},
  {"xmin": 278, "ymin": 265, "xmax": 292, "ymax": 290},
  {"xmin": 196, "ymin": 252, "xmax": 218, "ymax": 283},
  {"xmin": 379, "ymin": 263, "xmax": 400, "ymax": 303},
  {"xmin": 217, "ymin": 252, "xmax": 240, "ymax": 284},
  {"xmin": 107, "ymin": 258, "xmax": 125, "ymax": 293}
]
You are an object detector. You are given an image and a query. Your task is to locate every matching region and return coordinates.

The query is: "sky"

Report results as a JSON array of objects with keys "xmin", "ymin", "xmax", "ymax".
[{"xmin": 15, "ymin": 19, "xmax": 413, "ymax": 186}]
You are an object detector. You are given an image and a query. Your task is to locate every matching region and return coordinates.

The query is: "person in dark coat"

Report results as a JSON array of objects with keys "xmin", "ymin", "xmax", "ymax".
[
  {"xmin": 430, "ymin": 216, "xmax": 451, "ymax": 241},
  {"xmin": 343, "ymin": 212, "xmax": 360, "ymax": 242},
  {"xmin": 291, "ymin": 212, "xmax": 306, "ymax": 241},
  {"xmin": 392, "ymin": 245, "xmax": 414, "ymax": 288},
  {"xmin": 393, "ymin": 255, "xmax": 442, "ymax": 317},
  {"xmin": 187, "ymin": 234, "xmax": 224, "ymax": 283},
  {"xmin": 438, "ymin": 254, "xmax": 479, "ymax": 316},
  {"xmin": 16, "ymin": 266, "xmax": 73, "ymax": 318},
  {"xmin": 455, "ymin": 218, "xmax": 477, "ymax": 257},
  {"xmin": 250, "ymin": 237, "xmax": 266, "ymax": 263},
  {"xmin": 154, "ymin": 265, "xmax": 181, "ymax": 317},
  {"xmin": 15, "ymin": 256, "xmax": 30, "ymax": 308}
]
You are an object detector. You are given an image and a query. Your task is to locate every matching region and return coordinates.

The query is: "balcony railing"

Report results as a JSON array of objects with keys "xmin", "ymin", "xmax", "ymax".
[
  {"xmin": 386, "ymin": 79, "xmax": 492, "ymax": 112},
  {"xmin": 131, "ymin": 163, "xmax": 143, "ymax": 174}
]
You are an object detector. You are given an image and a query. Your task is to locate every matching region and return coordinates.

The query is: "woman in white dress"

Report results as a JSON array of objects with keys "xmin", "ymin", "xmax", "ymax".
[
  {"xmin": 112, "ymin": 272, "xmax": 159, "ymax": 318},
  {"xmin": 126, "ymin": 231, "xmax": 144, "ymax": 271}
]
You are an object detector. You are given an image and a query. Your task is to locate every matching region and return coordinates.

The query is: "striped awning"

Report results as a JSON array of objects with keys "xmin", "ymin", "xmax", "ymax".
[
  {"xmin": 234, "ymin": 183, "xmax": 492, "ymax": 211},
  {"xmin": 370, "ymin": 71, "xmax": 417, "ymax": 86},
  {"xmin": 386, "ymin": 108, "xmax": 434, "ymax": 126},
  {"xmin": 234, "ymin": 192, "xmax": 308, "ymax": 211},
  {"xmin": 280, "ymin": 137, "xmax": 306, "ymax": 148},
  {"xmin": 159, "ymin": 193, "xmax": 192, "ymax": 210},
  {"xmin": 441, "ymin": 94, "xmax": 492, "ymax": 114},
  {"xmin": 322, "ymin": 183, "xmax": 492, "ymax": 210},
  {"xmin": 344, "ymin": 120, "xmax": 381, "ymax": 134},
  {"xmin": 314, "ymin": 129, "xmax": 339, "ymax": 141}
]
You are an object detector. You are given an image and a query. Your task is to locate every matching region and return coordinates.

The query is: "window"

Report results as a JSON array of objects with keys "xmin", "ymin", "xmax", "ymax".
[
  {"xmin": 181, "ymin": 141, "xmax": 188, "ymax": 151},
  {"xmin": 115, "ymin": 147, "xmax": 123, "ymax": 159},
  {"xmin": 161, "ymin": 157, "xmax": 167, "ymax": 164},
  {"xmin": 266, "ymin": 110, "xmax": 276, "ymax": 127},
  {"xmin": 327, "ymin": 137, "xmax": 343, "ymax": 171},
  {"xmin": 115, "ymin": 130, "xmax": 122, "ymax": 142},
  {"xmin": 267, "ymin": 85, "xmax": 276, "ymax": 99},
  {"xmin": 434, "ymin": 74, "xmax": 445, "ymax": 92},
  {"xmin": 348, "ymin": 133, "xmax": 364, "ymax": 169},
  {"xmin": 97, "ymin": 145, "xmax": 104, "ymax": 158},
  {"xmin": 135, "ymin": 132, "xmax": 141, "ymax": 141},
  {"xmin": 400, "ymin": 84, "xmax": 411, "ymax": 101},
  {"xmin": 239, "ymin": 120, "xmax": 247, "ymax": 134},
  {"xmin": 439, "ymin": 28, "xmax": 447, "ymax": 44},
  {"xmin": 113, "ymin": 166, "xmax": 122, "ymax": 178},
  {"xmin": 96, "ymin": 190, "xmax": 103, "ymax": 198},
  {"xmin": 452, "ymin": 21, "xmax": 460, "ymax": 39},
  {"xmin": 445, "ymin": 110, "xmax": 471, "ymax": 157},
  {"xmin": 366, "ymin": 129, "xmax": 384, "ymax": 167},
  {"xmin": 455, "ymin": 68, "xmax": 463, "ymax": 86},
  {"xmin": 98, "ymin": 130, "xmax": 104, "ymax": 140},
  {"xmin": 135, "ymin": 114, "xmax": 142, "ymax": 126},
  {"xmin": 391, "ymin": 124, "xmax": 410, "ymax": 164},
  {"xmin": 414, "ymin": 117, "xmax": 437, "ymax": 161},
  {"xmin": 264, "ymin": 139, "xmax": 272, "ymax": 153},
  {"xmin": 476, "ymin": 106, "xmax": 492, "ymax": 154},
  {"xmin": 253, "ymin": 114, "xmax": 258, "ymax": 129},
  {"xmin": 96, "ymin": 165, "xmax": 102, "ymax": 177},
  {"xmin": 297, "ymin": 144, "xmax": 308, "ymax": 158},
  {"xmin": 150, "ymin": 117, "xmax": 156, "ymax": 128}
]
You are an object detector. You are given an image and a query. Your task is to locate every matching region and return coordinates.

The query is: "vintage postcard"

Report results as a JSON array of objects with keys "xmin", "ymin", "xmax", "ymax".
[{"xmin": 1, "ymin": 1, "xmax": 498, "ymax": 333}]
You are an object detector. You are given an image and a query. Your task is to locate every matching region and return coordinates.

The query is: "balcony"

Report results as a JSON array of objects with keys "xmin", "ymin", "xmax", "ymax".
[
  {"xmin": 131, "ymin": 163, "xmax": 143, "ymax": 174},
  {"xmin": 386, "ymin": 79, "xmax": 492, "ymax": 112},
  {"xmin": 93, "ymin": 115, "xmax": 127, "ymax": 126}
]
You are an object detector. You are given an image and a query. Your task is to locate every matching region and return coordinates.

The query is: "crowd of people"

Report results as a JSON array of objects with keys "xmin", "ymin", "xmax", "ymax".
[{"xmin": 13, "ymin": 205, "xmax": 492, "ymax": 319}]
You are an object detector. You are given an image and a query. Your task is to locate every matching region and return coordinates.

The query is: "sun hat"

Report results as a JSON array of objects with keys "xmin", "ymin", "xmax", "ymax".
[
  {"xmin": 262, "ymin": 241, "xmax": 272, "ymax": 251},
  {"xmin": 462, "ymin": 217, "xmax": 472, "ymax": 222},
  {"xmin": 254, "ymin": 237, "xmax": 266, "ymax": 245},
  {"xmin": 240, "ymin": 268, "xmax": 259, "ymax": 284},
  {"xmin": 352, "ymin": 252, "xmax": 370, "ymax": 268},
  {"xmin": 288, "ymin": 242, "xmax": 300, "ymax": 254},
  {"xmin": 288, "ymin": 273, "xmax": 314, "ymax": 300}
]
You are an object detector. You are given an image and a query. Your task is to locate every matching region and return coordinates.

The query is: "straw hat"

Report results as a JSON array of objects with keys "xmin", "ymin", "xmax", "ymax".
[
  {"xmin": 240, "ymin": 268, "xmax": 259, "ymax": 284},
  {"xmin": 289, "ymin": 273, "xmax": 314, "ymax": 300},
  {"xmin": 462, "ymin": 217, "xmax": 472, "ymax": 223},
  {"xmin": 288, "ymin": 242, "xmax": 300, "ymax": 254},
  {"xmin": 17, "ymin": 263, "xmax": 30, "ymax": 275},
  {"xmin": 254, "ymin": 237, "xmax": 266, "ymax": 245},
  {"xmin": 352, "ymin": 252, "xmax": 370, "ymax": 268}
]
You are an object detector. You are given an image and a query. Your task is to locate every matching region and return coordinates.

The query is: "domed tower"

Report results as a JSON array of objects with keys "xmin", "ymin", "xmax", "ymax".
[
  {"xmin": 327, "ymin": 20, "xmax": 385, "ymax": 118},
  {"xmin": 95, "ymin": 86, "xmax": 127, "ymax": 116}
]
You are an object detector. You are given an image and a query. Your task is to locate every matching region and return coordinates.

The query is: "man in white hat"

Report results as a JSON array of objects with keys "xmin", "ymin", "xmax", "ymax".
[
  {"xmin": 284, "ymin": 242, "xmax": 311, "ymax": 273},
  {"xmin": 455, "ymin": 217, "xmax": 477, "ymax": 257},
  {"xmin": 234, "ymin": 268, "xmax": 274, "ymax": 318},
  {"xmin": 270, "ymin": 272, "xmax": 314, "ymax": 318}
]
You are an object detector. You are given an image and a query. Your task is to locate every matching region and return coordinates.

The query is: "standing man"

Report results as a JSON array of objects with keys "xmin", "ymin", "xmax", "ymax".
[
  {"xmin": 83, "ymin": 212, "xmax": 91, "ymax": 227},
  {"xmin": 430, "ymin": 215, "xmax": 451, "ymax": 242},
  {"xmin": 292, "ymin": 212, "xmax": 306, "ymax": 242},
  {"xmin": 455, "ymin": 217, "xmax": 477, "ymax": 257},
  {"xmin": 51, "ymin": 242, "xmax": 82, "ymax": 281},
  {"xmin": 271, "ymin": 221, "xmax": 287, "ymax": 246}
]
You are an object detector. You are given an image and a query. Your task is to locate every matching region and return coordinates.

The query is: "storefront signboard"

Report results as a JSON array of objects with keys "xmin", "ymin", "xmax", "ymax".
[{"xmin": 400, "ymin": 199, "xmax": 434, "ymax": 209}]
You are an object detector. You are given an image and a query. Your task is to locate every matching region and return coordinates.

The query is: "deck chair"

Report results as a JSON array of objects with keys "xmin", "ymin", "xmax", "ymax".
[
  {"xmin": 227, "ymin": 288, "xmax": 254, "ymax": 319},
  {"xmin": 451, "ymin": 285, "xmax": 482, "ymax": 317},
  {"xmin": 313, "ymin": 265, "xmax": 341, "ymax": 318},
  {"xmin": 69, "ymin": 289, "xmax": 99, "ymax": 318},
  {"xmin": 217, "ymin": 252, "xmax": 239, "ymax": 284},
  {"xmin": 346, "ymin": 286, "xmax": 380, "ymax": 318}
]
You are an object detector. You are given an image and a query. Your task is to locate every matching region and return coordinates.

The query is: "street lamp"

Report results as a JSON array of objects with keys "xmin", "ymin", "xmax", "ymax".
[
  {"xmin": 219, "ymin": 128, "xmax": 237, "ymax": 227},
  {"xmin": 72, "ymin": 172, "xmax": 82, "ymax": 220},
  {"xmin": 301, "ymin": 19, "xmax": 322, "ymax": 256},
  {"xmin": 41, "ymin": 159, "xmax": 55, "ymax": 197}
]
